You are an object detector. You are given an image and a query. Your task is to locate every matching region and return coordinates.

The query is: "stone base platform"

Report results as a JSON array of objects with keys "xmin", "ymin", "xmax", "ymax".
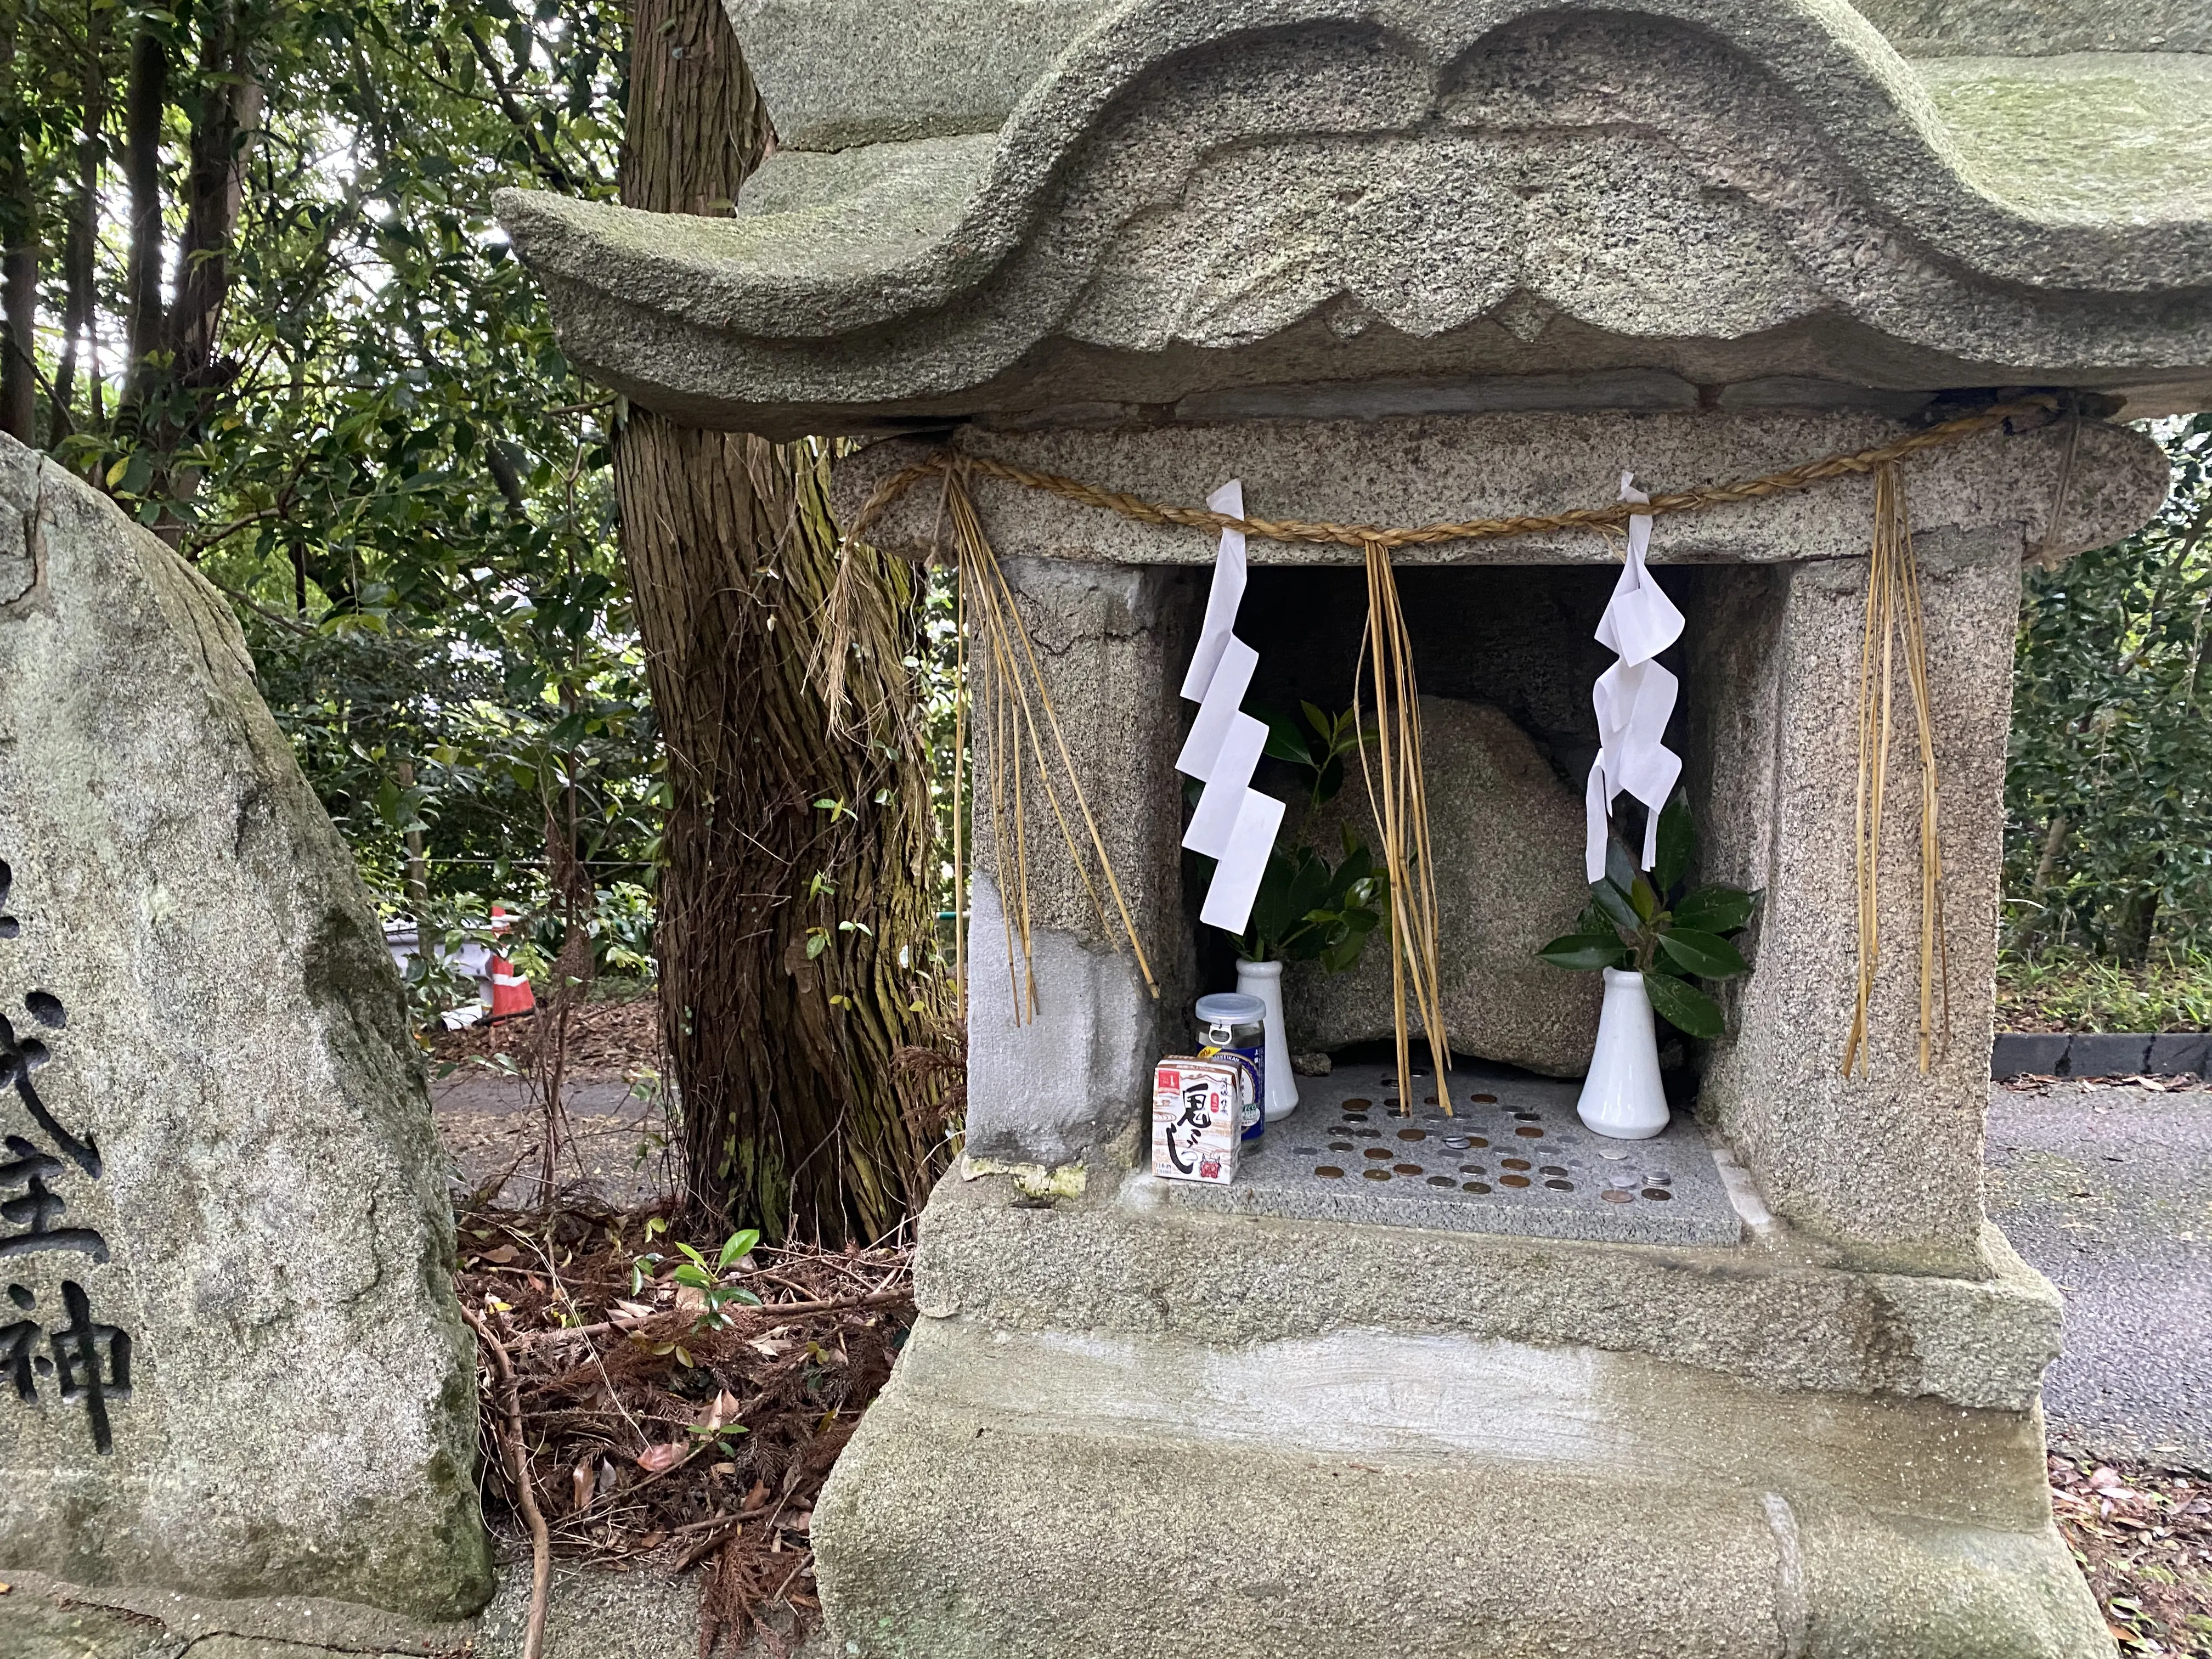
[
  {"xmin": 1170, "ymin": 1059, "xmax": 1739, "ymax": 1244},
  {"xmin": 813, "ymin": 1170, "xmax": 2104, "ymax": 1658}
]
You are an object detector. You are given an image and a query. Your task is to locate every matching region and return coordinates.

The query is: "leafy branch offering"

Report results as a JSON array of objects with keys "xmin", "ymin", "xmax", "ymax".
[
  {"xmin": 1537, "ymin": 794, "xmax": 1758, "ymax": 1039},
  {"xmin": 1237, "ymin": 703, "xmax": 1387, "ymax": 970}
]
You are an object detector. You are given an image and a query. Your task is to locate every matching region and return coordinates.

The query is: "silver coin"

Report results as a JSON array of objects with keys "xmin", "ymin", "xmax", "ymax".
[
  {"xmin": 1442, "ymin": 1135, "xmax": 1472, "ymax": 1150},
  {"xmin": 1648, "ymin": 1172, "xmax": 1673, "ymax": 1185},
  {"xmin": 1598, "ymin": 1149, "xmax": 1630, "ymax": 1161},
  {"xmin": 1606, "ymin": 1175, "xmax": 1637, "ymax": 1189}
]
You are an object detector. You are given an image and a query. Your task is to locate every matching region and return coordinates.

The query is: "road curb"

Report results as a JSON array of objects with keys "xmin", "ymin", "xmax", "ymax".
[{"xmin": 1993, "ymin": 1031, "xmax": 2210, "ymax": 1080}]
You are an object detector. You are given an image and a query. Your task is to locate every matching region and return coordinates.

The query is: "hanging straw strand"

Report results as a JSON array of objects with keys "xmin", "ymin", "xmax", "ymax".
[{"xmin": 1842, "ymin": 461, "xmax": 1950, "ymax": 1077}]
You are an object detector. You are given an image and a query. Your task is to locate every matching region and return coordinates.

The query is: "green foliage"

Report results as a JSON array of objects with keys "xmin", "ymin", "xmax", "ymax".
[
  {"xmin": 1238, "ymin": 702, "xmax": 1386, "ymax": 968},
  {"xmin": 1537, "ymin": 794, "xmax": 1759, "ymax": 1040},
  {"xmin": 1996, "ymin": 947, "xmax": 2212, "ymax": 1035},
  {"xmin": 7, "ymin": 0, "xmax": 654, "ymax": 956},
  {"xmin": 2007, "ymin": 416, "xmax": 2212, "ymax": 963}
]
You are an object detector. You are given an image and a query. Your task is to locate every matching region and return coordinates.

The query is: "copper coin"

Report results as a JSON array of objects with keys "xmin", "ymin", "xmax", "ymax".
[
  {"xmin": 1470, "ymin": 1093, "xmax": 1498, "ymax": 1104},
  {"xmin": 1362, "ymin": 1168, "xmax": 1391, "ymax": 1181},
  {"xmin": 1642, "ymin": 1189, "xmax": 1673, "ymax": 1201},
  {"xmin": 1463, "ymin": 1181, "xmax": 1492, "ymax": 1194},
  {"xmin": 1466, "ymin": 1136, "xmax": 1489, "ymax": 1149},
  {"xmin": 1500, "ymin": 1158, "xmax": 1532, "ymax": 1171},
  {"xmin": 1515, "ymin": 1127, "xmax": 1544, "ymax": 1138},
  {"xmin": 1392, "ymin": 1163, "xmax": 1423, "ymax": 1176},
  {"xmin": 1314, "ymin": 1166, "xmax": 1346, "ymax": 1179},
  {"xmin": 1601, "ymin": 1189, "xmax": 1633, "ymax": 1204},
  {"xmin": 1384, "ymin": 1097, "xmax": 1402, "ymax": 1110},
  {"xmin": 1397, "ymin": 1127, "xmax": 1426, "ymax": 1142},
  {"xmin": 1544, "ymin": 1179, "xmax": 1574, "ymax": 1192},
  {"xmin": 1426, "ymin": 1175, "xmax": 1454, "ymax": 1187},
  {"xmin": 1513, "ymin": 1110, "xmax": 1542, "ymax": 1121},
  {"xmin": 1342, "ymin": 1097, "xmax": 1372, "ymax": 1110},
  {"xmin": 1363, "ymin": 1147, "xmax": 1392, "ymax": 1160},
  {"xmin": 1499, "ymin": 1174, "xmax": 1532, "ymax": 1188}
]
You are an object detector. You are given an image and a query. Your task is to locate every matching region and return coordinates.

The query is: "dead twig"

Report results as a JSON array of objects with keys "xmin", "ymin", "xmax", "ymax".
[
  {"xmin": 518, "ymin": 1289, "xmax": 910, "ymax": 1347},
  {"xmin": 461, "ymin": 1304, "xmax": 552, "ymax": 1659}
]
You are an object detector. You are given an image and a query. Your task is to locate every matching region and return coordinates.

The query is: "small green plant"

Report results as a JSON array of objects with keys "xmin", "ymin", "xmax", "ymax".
[
  {"xmin": 1235, "ymin": 703, "xmax": 1387, "ymax": 969},
  {"xmin": 1537, "ymin": 794, "xmax": 1758, "ymax": 1039},
  {"xmin": 669, "ymin": 1229, "xmax": 763, "ymax": 1331}
]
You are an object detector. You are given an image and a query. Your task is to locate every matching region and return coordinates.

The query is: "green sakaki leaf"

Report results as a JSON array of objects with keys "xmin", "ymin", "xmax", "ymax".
[
  {"xmin": 1590, "ymin": 879, "xmax": 1639, "ymax": 932},
  {"xmin": 1656, "ymin": 928, "xmax": 1749, "ymax": 979},
  {"xmin": 1538, "ymin": 933, "xmax": 1632, "ymax": 972},
  {"xmin": 1670, "ymin": 885, "xmax": 1757, "ymax": 935},
  {"xmin": 1654, "ymin": 793, "xmax": 1697, "ymax": 895},
  {"xmin": 1641, "ymin": 970, "xmax": 1725, "ymax": 1039}
]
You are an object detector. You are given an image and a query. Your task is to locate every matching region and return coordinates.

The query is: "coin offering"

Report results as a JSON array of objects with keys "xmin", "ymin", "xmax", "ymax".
[
  {"xmin": 1643, "ymin": 1189, "xmax": 1673, "ymax": 1201},
  {"xmin": 1601, "ymin": 1189, "xmax": 1633, "ymax": 1204},
  {"xmin": 1314, "ymin": 1166, "xmax": 1345, "ymax": 1178},
  {"xmin": 1442, "ymin": 1135, "xmax": 1472, "ymax": 1149},
  {"xmin": 1397, "ymin": 1127, "xmax": 1426, "ymax": 1142},
  {"xmin": 1514, "ymin": 1127, "xmax": 1544, "ymax": 1138},
  {"xmin": 1599, "ymin": 1149, "xmax": 1630, "ymax": 1161},
  {"xmin": 1462, "ymin": 1181, "xmax": 1493, "ymax": 1194},
  {"xmin": 1459, "ymin": 1163, "xmax": 1486, "ymax": 1175},
  {"xmin": 1500, "ymin": 1157, "xmax": 1532, "ymax": 1170},
  {"xmin": 1469, "ymin": 1092, "xmax": 1497, "ymax": 1104},
  {"xmin": 1392, "ymin": 1163, "xmax": 1423, "ymax": 1176},
  {"xmin": 1499, "ymin": 1174, "xmax": 1532, "ymax": 1188},
  {"xmin": 1362, "ymin": 1168, "xmax": 1391, "ymax": 1181},
  {"xmin": 1544, "ymin": 1180, "xmax": 1574, "ymax": 1191},
  {"xmin": 1363, "ymin": 1147, "xmax": 1391, "ymax": 1160},
  {"xmin": 1342, "ymin": 1098, "xmax": 1372, "ymax": 1110},
  {"xmin": 1426, "ymin": 1176, "xmax": 1454, "ymax": 1188},
  {"xmin": 1539, "ymin": 1165, "xmax": 1568, "ymax": 1176}
]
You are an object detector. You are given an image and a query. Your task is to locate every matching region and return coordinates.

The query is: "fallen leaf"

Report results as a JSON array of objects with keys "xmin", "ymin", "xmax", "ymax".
[
  {"xmin": 614, "ymin": 1300, "xmax": 654, "ymax": 1320},
  {"xmin": 636, "ymin": 1442, "xmax": 689, "ymax": 1474},
  {"xmin": 673, "ymin": 1285, "xmax": 707, "ymax": 1315},
  {"xmin": 573, "ymin": 1459, "xmax": 596, "ymax": 1509},
  {"xmin": 478, "ymin": 1244, "xmax": 520, "ymax": 1266},
  {"xmin": 747, "ymin": 1337, "xmax": 791, "ymax": 1358},
  {"xmin": 741, "ymin": 1481, "xmax": 771, "ymax": 1513}
]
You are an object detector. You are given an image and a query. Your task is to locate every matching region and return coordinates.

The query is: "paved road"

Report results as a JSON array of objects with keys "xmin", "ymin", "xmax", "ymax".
[
  {"xmin": 1986, "ymin": 1081, "xmax": 2212, "ymax": 1473},
  {"xmin": 433, "ymin": 1071, "xmax": 673, "ymax": 1209}
]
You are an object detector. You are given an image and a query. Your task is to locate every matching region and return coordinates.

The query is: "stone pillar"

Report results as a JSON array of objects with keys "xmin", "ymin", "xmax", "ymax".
[
  {"xmin": 1686, "ymin": 527, "xmax": 2018, "ymax": 1277},
  {"xmin": 962, "ymin": 557, "xmax": 1195, "ymax": 1178},
  {"xmin": 0, "ymin": 437, "xmax": 489, "ymax": 1617}
]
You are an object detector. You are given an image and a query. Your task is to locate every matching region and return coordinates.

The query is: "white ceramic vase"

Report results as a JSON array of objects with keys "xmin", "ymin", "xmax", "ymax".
[
  {"xmin": 1234, "ymin": 958, "xmax": 1299, "ymax": 1120},
  {"xmin": 1576, "ymin": 967, "xmax": 1669, "ymax": 1139}
]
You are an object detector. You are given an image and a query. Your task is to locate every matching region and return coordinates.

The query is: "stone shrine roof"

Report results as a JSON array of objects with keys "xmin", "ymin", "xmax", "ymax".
[{"xmin": 499, "ymin": 1, "xmax": 2212, "ymax": 437}]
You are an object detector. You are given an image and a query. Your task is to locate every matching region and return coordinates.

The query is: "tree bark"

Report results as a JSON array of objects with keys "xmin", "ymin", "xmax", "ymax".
[
  {"xmin": 617, "ymin": 0, "xmax": 949, "ymax": 1243},
  {"xmin": 121, "ymin": 24, "xmax": 168, "ymax": 387},
  {"xmin": 0, "ymin": 19, "xmax": 37, "ymax": 445}
]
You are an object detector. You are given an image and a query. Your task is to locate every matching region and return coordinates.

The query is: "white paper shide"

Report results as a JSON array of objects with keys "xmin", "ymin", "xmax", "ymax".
[{"xmin": 1176, "ymin": 480, "xmax": 1283, "ymax": 935}]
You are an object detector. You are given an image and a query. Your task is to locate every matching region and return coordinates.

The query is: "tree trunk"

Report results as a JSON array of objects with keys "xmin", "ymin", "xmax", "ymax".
[
  {"xmin": 121, "ymin": 24, "xmax": 168, "ymax": 390},
  {"xmin": 0, "ymin": 19, "xmax": 37, "ymax": 445},
  {"xmin": 617, "ymin": 0, "xmax": 949, "ymax": 1243}
]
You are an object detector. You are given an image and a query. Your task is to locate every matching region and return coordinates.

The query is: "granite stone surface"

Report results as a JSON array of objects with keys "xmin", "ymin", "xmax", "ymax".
[
  {"xmin": 0, "ymin": 436, "xmax": 489, "ymax": 1618},
  {"xmin": 1687, "ymin": 543, "xmax": 2023, "ymax": 1276},
  {"xmin": 504, "ymin": 2, "xmax": 2212, "ymax": 435},
  {"xmin": 1163, "ymin": 1059, "xmax": 1739, "ymax": 1244},
  {"xmin": 1284, "ymin": 716, "xmax": 1601, "ymax": 1076},
  {"xmin": 815, "ymin": 1312, "xmax": 2103, "ymax": 1658}
]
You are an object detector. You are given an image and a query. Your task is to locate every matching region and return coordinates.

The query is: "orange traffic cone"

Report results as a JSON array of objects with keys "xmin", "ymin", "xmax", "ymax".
[{"xmin": 488, "ymin": 904, "xmax": 536, "ymax": 1019}]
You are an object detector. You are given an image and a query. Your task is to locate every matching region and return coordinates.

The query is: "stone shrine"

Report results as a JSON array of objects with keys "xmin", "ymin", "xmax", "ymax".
[
  {"xmin": 505, "ymin": 3, "xmax": 2212, "ymax": 1654},
  {"xmin": 0, "ymin": 437, "xmax": 489, "ymax": 1627}
]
